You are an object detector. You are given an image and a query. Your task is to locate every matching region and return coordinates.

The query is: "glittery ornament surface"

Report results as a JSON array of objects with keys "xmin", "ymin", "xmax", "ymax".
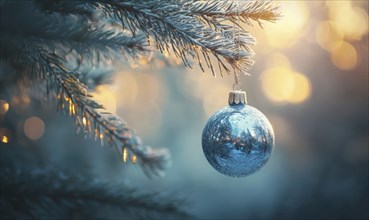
[{"xmin": 202, "ymin": 104, "xmax": 274, "ymax": 177}]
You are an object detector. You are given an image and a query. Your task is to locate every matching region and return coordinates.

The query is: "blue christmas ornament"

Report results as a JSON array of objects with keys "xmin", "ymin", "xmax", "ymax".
[{"xmin": 202, "ymin": 91, "xmax": 274, "ymax": 177}]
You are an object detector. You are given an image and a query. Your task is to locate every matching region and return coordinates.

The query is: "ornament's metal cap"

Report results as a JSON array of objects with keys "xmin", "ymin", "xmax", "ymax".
[{"xmin": 228, "ymin": 90, "xmax": 247, "ymax": 105}]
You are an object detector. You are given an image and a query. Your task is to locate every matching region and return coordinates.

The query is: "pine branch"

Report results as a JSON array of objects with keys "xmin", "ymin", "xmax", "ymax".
[
  {"xmin": 190, "ymin": 1, "xmax": 279, "ymax": 58},
  {"xmin": 1, "ymin": 168, "xmax": 191, "ymax": 219},
  {"xmin": 29, "ymin": 46, "xmax": 170, "ymax": 177},
  {"xmin": 0, "ymin": 2, "xmax": 149, "ymax": 62},
  {"xmin": 20, "ymin": 0, "xmax": 279, "ymax": 76},
  {"xmin": 78, "ymin": 67, "xmax": 114, "ymax": 89},
  {"xmin": 191, "ymin": 0, "xmax": 280, "ymax": 27},
  {"xmin": 35, "ymin": 26, "xmax": 148, "ymax": 61},
  {"xmin": 96, "ymin": 0, "xmax": 258, "ymax": 76}
]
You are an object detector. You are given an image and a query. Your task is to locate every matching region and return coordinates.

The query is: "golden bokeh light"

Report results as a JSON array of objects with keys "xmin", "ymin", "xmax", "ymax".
[
  {"xmin": 168, "ymin": 55, "xmax": 183, "ymax": 66},
  {"xmin": 327, "ymin": 2, "xmax": 369, "ymax": 41},
  {"xmin": 22, "ymin": 95, "xmax": 30, "ymax": 105},
  {"xmin": 116, "ymin": 73, "xmax": 138, "ymax": 106},
  {"xmin": 0, "ymin": 128, "xmax": 11, "ymax": 144},
  {"xmin": 261, "ymin": 67, "xmax": 311, "ymax": 104},
  {"xmin": 325, "ymin": 0, "xmax": 352, "ymax": 12},
  {"xmin": 288, "ymin": 73, "xmax": 312, "ymax": 104},
  {"xmin": 316, "ymin": 21, "xmax": 344, "ymax": 51},
  {"xmin": 163, "ymin": 50, "xmax": 170, "ymax": 58},
  {"xmin": 1, "ymin": 135, "xmax": 8, "ymax": 144},
  {"xmin": 264, "ymin": 1, "xmax": 309, "ymax": 48},
  {"xmin": 331, "ymin": 41, "xmax": 358, "ymax": 70},
  {"xmin": 113, "ymin": 71, "xmax": 164, "ymax": 137},
  {"xmin": 261, "ymin": 67, "xmax": 295, "ymax": 102},
  {"xmin": 24, "ymin": 116, "xmax": 45, "ymax": 140},
  {"xmin": 0, "ymin": 99, "xmax": 10, "ymax": 115},
  {"xmin": 130, "ymin": 62, "xmax": 139, "ymax": 69},
  {"xmin": 162, "ymin": 50, "xmax": 182, "ymax": 65},
  {"xmin": 91, "ymin": 85, "xmax": 117, "ymax": 113},
  {"xmin": 131, "ymin": 154, "xmax": 137, "ymax": 163},
  {"xmin": 9, "ymin": 94, "xmax": 30, "ymax": 114},
  {"xmin": 123, "ymin": 147, "xmax": 128, "ymax": 162},
  {"xmin": 266, "ymin": 53, "xmax": 291, "ymax": 68},
  {"xmin": 139, "ymin": 57, "xmax": 149, "ymax": 65},
  {"xmin": 317, "ymin": 1, "xmax": 367, "ymax": 70}
]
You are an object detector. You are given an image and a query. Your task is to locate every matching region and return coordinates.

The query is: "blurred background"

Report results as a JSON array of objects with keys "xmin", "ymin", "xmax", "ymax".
[{"xmin": 1, "ymin": 1, "xmax": 368, "ymax": 219}]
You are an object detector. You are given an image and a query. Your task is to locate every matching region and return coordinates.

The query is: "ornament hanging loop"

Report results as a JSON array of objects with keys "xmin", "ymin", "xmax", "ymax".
[
  {"xmin": 232, "ymin": 1, "xmax": 242, "ymax": 92},
  {"xmin": 232, "ymin": 82, "xmax": 241, "ymax": 91}
]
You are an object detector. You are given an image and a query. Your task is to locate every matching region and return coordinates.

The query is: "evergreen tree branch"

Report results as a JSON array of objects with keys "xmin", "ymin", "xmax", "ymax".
[
  {"xmin": 1, "ymin": 168, "xmax": 191, "ymax": 219},
  {"xmin": 0, "ymin": 2, "xmax": 149, "ymax": 62},
  {"xmin": 35, "ymin": 26, "xmax": 148, "ymax": 61},
  {"xmin": 29, "ymin": 46, "xmax": 170, "ymax": 177},
  {"xmin": 96, "ymin": 0, "xmax": 257, "ymax": 76},
  {"xmin": 191, "ymin": 0, "xmax": 280, "ymax": 27}
]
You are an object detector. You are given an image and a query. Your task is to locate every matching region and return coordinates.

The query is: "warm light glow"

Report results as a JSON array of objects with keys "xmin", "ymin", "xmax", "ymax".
[
  {"xmin": 163, "ymin": 50, "xmax": 170, "ymax": 58},
  {"xmin": 261, "ymin": 67, "xmax": 311, "ymax": 104},
  {"xmin": 0, "ymin": 128, "xmax": 10, "ymax": 144},
  {"xmin": 327, "ymin": 2, "xmax": 369, "ymax": 41},
  {"xmin": 264, "ymin": 1, "xmax": 309, "ymax": 48},
  {"xmin": 22, "ymin": 95, "xmax": 30, "ymax": 104},
  {"xmin": 288, "ymin": 73, "xmax": 312, "ymax": 104},
  {"xmin": 131, "ymin": 154, "xmax": 137, "ymax": 163},
  {"xmin": 99, "ymin": 133, "xmax": 104, "ymax": 140},
  {"xmin": 136, "ymin": 73, "xmax": 161, "ymax": 105},
  {"xmin": 261, "ymin": 67, "xmax": 295, "ymax": 102},
  {"xmin": 24, "ymin": 116, "xmax": 45, "ymax": 140},
  {"xmin": 0, "ymin": 100, "xmax": 9, "ymax": 115},
  {"xmin": 331, "ymin": 41, "xmax": 357, "ymax": 70},
  {"xmin": 71, "ymin": 103, "xmax": 76, "ymax": 115},
  {"xmin": 123, "ymin": 147, "xmax": 128, "ymax": 162},
  {"xmin": 91, "ymin": 85, "xmax": 117, "ymax": 113},
  {"xmin": 82, "ymin": 117, "xmax": 87, "ymax": 127},
  {"xmin": 113, "ymin": 72, "xmax": 163, "ymax": 136},
  {"xmin": 1, "ymin": 135, "xmax": 8, "ymax": 143},
  {"xmin": 94, "ymin": 128, "xmax": 99, "ymax": 140},
  {"xmin": 69, "ymin": 101, "xmax": 72, "ymax": 115},
  {"xmin": 168, "ymin": 55, "xmax": 182, "ymax": 66},
  {"xmin": 139, "ymin": 57, "xmax": 149, "ymax": 65},
  {"xmin": 116, "ymin": 73, "xmax": 138, "ymax": 106},
  {"xmin": 316, "ymin": 21, "xmax": 343, "ymax": 51},
  {"xmin": 10, "ymin": 95, "xmax": 30, "ymax": 113},
  {"xmin": 266, "ymin": 53, "xmax": 291, "ymax": 68},
  {"xmin": 160, "ymin": 49, "xmax": 182, "ymax": 66},
  {"xmin": 130, "ymin": 62, "xmax": 139, "ymax": 69}
]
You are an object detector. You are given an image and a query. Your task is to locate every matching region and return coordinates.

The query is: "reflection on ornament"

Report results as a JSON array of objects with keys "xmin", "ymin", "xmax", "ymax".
[{"xmin": 202, "ymin": 91, "xmax": 274, "ymax": 177}]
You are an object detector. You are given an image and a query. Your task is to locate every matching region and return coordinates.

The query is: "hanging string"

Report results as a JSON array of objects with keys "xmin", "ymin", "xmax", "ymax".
[{"xmin": 233, "ymin": 0, "xmax": 241, "ymax": 91}]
